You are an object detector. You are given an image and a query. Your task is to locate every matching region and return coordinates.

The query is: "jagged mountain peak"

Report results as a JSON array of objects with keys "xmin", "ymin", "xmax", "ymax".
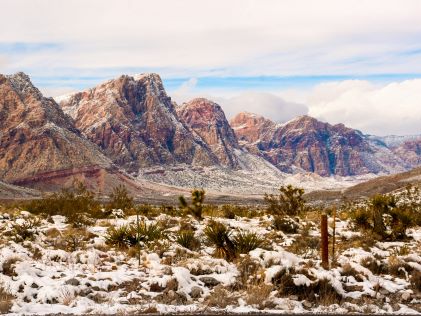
[
  {"xmin": 59, "ymin": 74, "xmax": 220, "ymax": 173},
  {"xmin": 177, "ymin": 98, "xmax": 240, "ymax": 168},
  {"xmin": 4, "ymin": 71, "xmax": 43, "ymax": 101},
  {"xmin": 0, "ymin": 72, "xmax": 110, "ymax": 182}
]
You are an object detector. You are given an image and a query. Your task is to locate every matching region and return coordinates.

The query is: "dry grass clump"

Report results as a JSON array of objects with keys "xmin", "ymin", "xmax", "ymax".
[
  {"xmin": 0, "ymin": 283, "xmax": 14, "ymax": 314},
  {"xmin": 410, "ymin": 270, "xmax": 421, "ymax": 292},
  {"xmin": 287, "ymin": 224, "xmax": 319, "ymax": 258},
  {"xmin": 2, "ymin": 257, "xmax": 21, "ymax": 277},
  {"xmin": 340, "ymin": 263, "xmax": 362, "ymax": 280},
  {"xmin": 10, "ymin": 217, "xmax": 41, "ymax": 242},
  {"xmin": 387, "ymin": 256, "xmax": 413, "ymax": 278},
  {"xmin": 360, "ymin": 257, "xmax": 388, "ymax": 275},
  {"xmin": 272, "ymin": 216, "xmax": 299, "ymax": 233},
  {"xmin": 270, "ymin": 268, "xmax": 341, "ymax": 305},
  {"xmin": 244, "ymin": 282, "xmax": 274, "ymax": 309},
  {"xmin": 205, "ymin": 285, "xmax": 239, "ymax": 308}
]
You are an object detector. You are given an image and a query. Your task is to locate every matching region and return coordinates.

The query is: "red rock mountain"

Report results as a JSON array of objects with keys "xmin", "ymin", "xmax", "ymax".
[
  {"xmin": 231, "ymin": 113, "xmax": 414, "ymax": 176},
  {"xmin": 176, "ymin": 98, "xmax": 240, "ymax": 168},
  {"xmin": 60, "ymin": 75, "xmax": 241, "ymax": 174},
  {"xmin": 0, "ymin": 72, "xmax": 110, "ymax": 183}
]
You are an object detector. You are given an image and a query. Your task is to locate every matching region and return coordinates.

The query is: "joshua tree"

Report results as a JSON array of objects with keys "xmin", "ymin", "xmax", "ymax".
[{"xmin": 179, "ymin": 189, "xmax": 206, "ymax": 221}]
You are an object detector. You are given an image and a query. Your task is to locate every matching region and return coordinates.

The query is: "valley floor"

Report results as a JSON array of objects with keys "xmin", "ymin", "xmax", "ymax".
[{"xmin": 0, "ymin": 209, "xmax": 420, "ymax": 315}]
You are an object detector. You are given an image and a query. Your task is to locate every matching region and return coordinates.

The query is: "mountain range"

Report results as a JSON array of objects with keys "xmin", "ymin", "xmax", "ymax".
[{"xmin": 1, "ymin": 72, "xmax": 421, "ymax": 199}]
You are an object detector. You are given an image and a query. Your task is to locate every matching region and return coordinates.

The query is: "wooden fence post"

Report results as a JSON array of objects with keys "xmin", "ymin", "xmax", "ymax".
[{"xmin": 321, "ymin": 214, "xmax": 329, "ymax": 269}]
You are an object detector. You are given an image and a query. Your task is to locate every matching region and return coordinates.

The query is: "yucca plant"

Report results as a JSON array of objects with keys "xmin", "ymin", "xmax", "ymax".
[
  {"xmin": 233, "ymin": 230, "xmax": 266, "ymax": 254},
  {"xmin": 204, "ymin": 220, "xmax": 236, "ymax": 260},
  {"xmin": 176, "ymin": 230, "xmax": 201, "ymax": 251},
  {"xmin": 105, "ymin": 224, "xmax": 133, "ymax": 248},
  {"xmin": 132, "ymin": 221, "xmax": 163, "ymax": 244},
  {"xmin": 179, "ymin": 189, "xmax": 205, "ymax": 221}
]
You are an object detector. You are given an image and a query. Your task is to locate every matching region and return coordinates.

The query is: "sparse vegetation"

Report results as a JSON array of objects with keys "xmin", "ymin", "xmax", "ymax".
[
  {"xmin": 23, "ymin": 181, "xmax": 101, "ymax": 227},
  {"xmin": 0, "ymin": 183, "xmax": 420, "ymax": 314},
  {"xmin": 0, "ymin": 283, "xmax": 14, "ymax": 314},
  {"xmin": 264, "ymin": 185, "xmax": 308, "ymax": 216},
  {"xmin": 176, "ymin": 230, "xmax": 201, "ymax": 251},
  {"xmin": 106, "ymin": 185, "xmax": 134, "ymax": 214},
  {"xmin": 179, "ymin": 189, "xmax": 205, "ymax": 221},
  {"xmin": 350, "ymin": 191, "xmax": 420, "ymax": 240},
  {"xmin": 233, "ymin": 230, "xmax": 266, "ymax": 254},
  {"xmin": 204, "ymin": 220, "xmax": 236, "ymax": 260}
]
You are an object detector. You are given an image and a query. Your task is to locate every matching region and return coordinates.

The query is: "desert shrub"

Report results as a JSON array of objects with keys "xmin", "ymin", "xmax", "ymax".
[
  {"xmin": 264, "ymin": 185, "xmax": 308, "ymax": 216},
  {"xmin": 131, "ymin": 204, "xmax": 159, "ymax": 218},
  {"xmin": 176, "ymin": 230, "xmax": 200, "ymax": 251},
  {"xmin": 236, "ymin": 255, "xmax": 261, "ymax": 288},
  {"xmin": 288, "ymin": 224, "xmax": 319, "ymax": 258},
  {"xmin": 410, "ymin": 270, "xmax": 421, "ymax": 292},
  {"xmin": 340, "ymin": 263, "xmax": 359, "ymax": 277},
  {"xmin": 61, "ymin": 228, "xmax": 96, "ymax": 252},
  {"xmin": 204, "ymin": 220, "xmax": 236, "ymax": 260},
  {"xmin": 350, "ymin": 208, "xmax": 371, "ymax": 230},
  {"xmin": 245, "ymin": 282, "xmax": 274, "ymax": 309},
  {"xmin": 2, "ymin": 257, "xmax": 21, "ymax": 277},
  {"xmin": 205, "ymin": 285, "xmax": 239, "ymax": 308},
  {"xmin": 106, "ymin": 185, "xmax": 133, "ymax": 214},
  {"xmin": 221, "ymin": 205, "xmax": 259, "ymax": 219},
  {"xmin": 272, "ymin": 216, "xmax": 299, "ymax": 233},
  {"xmin": 352, "ymin": 192, "xmax": 421, "ymax": 240},
  {"xmin": 360, "ymin": 257, "xmax": 388, "ymax": 275},
  {"xmin": 105, "ymin": 221, "xmax": 163, "ymax": 249},
  {"xmin": 233, "ymin": 230, "xmax": 266, "ymax": 254},
  {"xmin": 179, "ymin": 189, "xmax": 205, "ymax": 221},
  {"xmin": 387, "ymin": 255, "xmax": 413, "ymax": 278},
  {"xmin": 24, "ymin": 181, "xmax": 101, "ymax": 226},
  {"xmin": 0, "ymin": 283, "xmax": 14, "ymax": 314},
  {"xmin": 11, "ymin": 217, "xmax": 41, "ymax": 242}
]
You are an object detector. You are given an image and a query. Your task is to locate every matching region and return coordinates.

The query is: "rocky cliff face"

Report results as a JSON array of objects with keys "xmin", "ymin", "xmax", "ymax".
[
  {"xmin": 176, "ymin": 98, "xmax": 240, "ymax": 168},
  {"xmin": 231, "ymin": 113, "xmax": 412, "ymax": 176},
  {"xmin": 60, "ymin": 74, "xmax": 219, "ymax": 174},
  {"xmin": 0, "ymin": 72, "xmax": 110, "ymax": 183}
]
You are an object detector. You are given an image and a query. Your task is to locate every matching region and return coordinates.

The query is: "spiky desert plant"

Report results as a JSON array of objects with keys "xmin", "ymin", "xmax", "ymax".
[
  {"xmin": 233, "ymin": 230, "xmax": 266, "ymax": 254},
  {"xmin": 176, "ymin": 230, "xmax": 201, "ymax": 251},
  {"xmin": 105, "ymin": 224, "xmax": 133, "ymax": 248},
  {"xmin": 132, "ymin": 221, "xmax": 163, "ymax": 244},
  {"xmin": 179, "ymin": 189, "xmax": 205, "ymax": 221},
  {"xmin": 204, "ymin": 220, "xmax": 236, "ymax": 260}
]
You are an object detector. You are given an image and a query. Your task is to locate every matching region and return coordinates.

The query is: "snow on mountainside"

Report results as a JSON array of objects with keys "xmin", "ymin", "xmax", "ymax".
[
  {"xmin": 231, "ymin": 112, "xmax": 421, "ymax": 177},
  {"xmin": 139, "ymin": 149, "xmax": 373, "ymax": 194},
  {"xmin": 368, "ymin": 134, "xmax": 421, "ymax": 147}
]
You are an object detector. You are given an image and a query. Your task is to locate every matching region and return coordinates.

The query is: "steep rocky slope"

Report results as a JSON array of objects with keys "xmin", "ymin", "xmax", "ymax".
[
  {"xmin": 0, "ymin": 73, "xmax": 110, "ymax": 183},
  {"xmin": 231, "ymin": 113, "xmax": 413, "ymax": 177},
  {"xmin": 176, "ymin": 98, "xmax": 240, "ymax": 168},
  {"xmin": 60, "ymin": 74, "xmax": 220, "ymax": 174}
]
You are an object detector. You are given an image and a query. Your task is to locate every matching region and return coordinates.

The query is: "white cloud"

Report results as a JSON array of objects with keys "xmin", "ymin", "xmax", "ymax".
[
  {"xmin": 217, "ymin": 92, "xmax": 308, "ymax": 122},
  {"xmin": 39, "ymin": 86, "xmax": 78, "ymax": 98},
  {"xmin": 306, "ymin": 79, "xmax": 421, "ymax": 135},
  {"xmin": 1, "ymin": 0, "xmax": 421, "ymax": 78}
]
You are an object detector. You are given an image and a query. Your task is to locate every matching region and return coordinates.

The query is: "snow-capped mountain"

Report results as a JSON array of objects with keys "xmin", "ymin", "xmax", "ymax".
[
  {"xmin": 230, "ymin": 112, "xmax": 421, "ymax": 177},
  {"xmin": 0, "ymin": 72, "xmax": 111, "ymax": 183}
]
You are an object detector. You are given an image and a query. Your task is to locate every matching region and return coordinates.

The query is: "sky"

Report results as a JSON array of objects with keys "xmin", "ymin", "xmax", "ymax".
[{"xmin": 1, "ymin": 0, "xmax": 421, "ymax": 135}]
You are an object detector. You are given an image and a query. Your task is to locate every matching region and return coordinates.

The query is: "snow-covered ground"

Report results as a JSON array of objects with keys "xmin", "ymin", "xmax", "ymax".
[{"xmin": 0, "ymin": 207, "xmax": 420, "ymax": 315}]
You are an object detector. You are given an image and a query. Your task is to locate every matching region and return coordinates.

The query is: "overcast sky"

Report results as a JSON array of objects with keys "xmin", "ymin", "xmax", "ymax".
[{"xmin": 1, "ymin": 0, "xmax": 421, "ymax": 135}]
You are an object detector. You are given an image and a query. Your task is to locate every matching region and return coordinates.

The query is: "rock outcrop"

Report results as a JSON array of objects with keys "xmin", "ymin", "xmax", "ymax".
[
  {"xmin": 0, "ymin": 72, "xmax": 110, "ymax": 183},
  {"xmin": 176, "ymin": 98, "xmax": 240, "ymax": 168},
  {"xmin": 231, "ymin": 113, "xmax": 412, "ymax": 176},
  {"xmin": 60, "ymin": 74, "xmax": 219, "ymax": 174}
]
